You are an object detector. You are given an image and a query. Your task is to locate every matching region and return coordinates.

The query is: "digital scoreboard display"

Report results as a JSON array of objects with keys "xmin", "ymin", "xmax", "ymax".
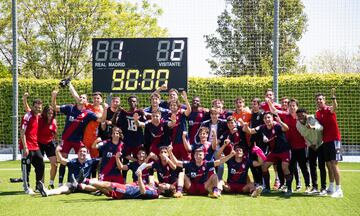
[{"xmin": 92, "ymin": 38, "xmax": 188, "ymax": 93}]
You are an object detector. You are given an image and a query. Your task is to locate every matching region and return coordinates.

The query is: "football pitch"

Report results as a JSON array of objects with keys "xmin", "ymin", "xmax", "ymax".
[{"xmin": 0, "ymin": 160, "xmax": 359, "ymax": 216}]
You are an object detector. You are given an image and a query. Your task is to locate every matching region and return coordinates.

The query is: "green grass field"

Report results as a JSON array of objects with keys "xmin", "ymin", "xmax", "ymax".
[{"xmin": 1, "ymin": 160, "xmax": 359, "ymax": 216}]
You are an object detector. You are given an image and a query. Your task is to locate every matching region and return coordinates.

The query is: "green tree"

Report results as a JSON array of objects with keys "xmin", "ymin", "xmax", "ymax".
[
  {"xmin": 0, "ymin": 60, "xmax": 11, "ymax": 78},
  {"xmin": 0, "ymin": 0, "xmax": 167, "ymax": 79},
  {"xmin": 205, "ymin": 0, "xmax": 307, "ymax": 77}
]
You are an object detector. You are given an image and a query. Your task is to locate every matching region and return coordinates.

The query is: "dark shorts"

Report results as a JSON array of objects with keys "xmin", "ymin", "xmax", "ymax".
[
  {"xmin": 322, "ymin": 140, "xmax": 342, "ymax": 162},
  {"xmin": 172, "ymin": 144, "xmax": 191, "ymax": 161},
  {"xmin": 266, "ymin": 151, "xmax": 291, "ymax": 163},
  {"xmin": 187, "ymin": 182, "xmax": 207, "ymax": 195},
  {"xmin": 227, "ymin": 183, "xmax": 246, "ymax": 193},
  {"xmin": 39, "ymin": 141, "xmax": 56, "ymax": 158},
  {"xmin": 60, "ymin": 140, "xmax": 84, "ymax": 154}
]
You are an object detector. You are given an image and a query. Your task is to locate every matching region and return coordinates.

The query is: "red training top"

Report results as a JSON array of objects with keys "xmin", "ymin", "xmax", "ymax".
[
  {"xmin": 20, "ymin": 111, "xmax": 39, "ymax": 151},
  {"xmin": 38, "ymin": 117, "xmax": 57, "ymax": 144},
  {"xmin": 316, "ymin": 105, "xmax": 341, "ymax": 143}
]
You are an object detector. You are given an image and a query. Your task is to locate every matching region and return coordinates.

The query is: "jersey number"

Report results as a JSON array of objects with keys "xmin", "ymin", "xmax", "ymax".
[{"xmin": 127, "ymin": 119, "xmax": 137, "ymax": 131}]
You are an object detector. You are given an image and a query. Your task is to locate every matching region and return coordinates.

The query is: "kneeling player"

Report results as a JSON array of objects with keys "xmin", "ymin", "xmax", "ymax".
[
  {"xmin": 217, "ymin": 144, "xmax": 264, "ymax": 197},
  {"xmin": 168, "ymin": 144, "xmax": 235, "ymax": 198}
]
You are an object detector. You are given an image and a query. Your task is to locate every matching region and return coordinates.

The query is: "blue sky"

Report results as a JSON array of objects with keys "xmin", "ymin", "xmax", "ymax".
[{"xmin": 135, "ymin": 0, "xmax": 360, "ymax": 77}]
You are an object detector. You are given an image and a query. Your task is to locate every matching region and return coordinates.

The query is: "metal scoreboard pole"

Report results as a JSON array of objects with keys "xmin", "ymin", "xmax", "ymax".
[
  {"xmin": 273, "ymin": 0, "xmax": 280, "ymax": 103},
  {"xmin": 12, "ymin": 0, "xmax": 19, "ymax": 160}
]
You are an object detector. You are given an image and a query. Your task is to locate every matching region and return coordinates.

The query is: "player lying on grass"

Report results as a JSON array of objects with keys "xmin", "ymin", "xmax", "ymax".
[
  {"xmin": 168, "ymin": 144, "xmax": 235, "ymax": 198},
  {"xmin": 36, "ymin": 146, "xmax": 99, "ymax": 197},
  {"xmin": 216, "ymin": 143, "xmax": 265, "ymax": 197},
  {"xmin": 75, "ymin": 169, "xmax": 173, "ymax": 199}
]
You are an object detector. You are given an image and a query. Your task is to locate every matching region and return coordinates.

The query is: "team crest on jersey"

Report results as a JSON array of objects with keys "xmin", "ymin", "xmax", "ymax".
[
  {"xmin": 191, "ymin": 172, "xmax": 197, "ymax": 178},
  {"xmin": 230, "ymin": 168, "xmax": 236, "ymax": 174},
  {"xmin": 106, "ymin": 152, "xmax": 113, "ymax": 158},
  {"xmin": 69, "ymin": 116, "xmax": 75, "ymax": 122},
  {"xmin": 189, "ymin": 120, "xmax": 194, "ymax": 126},
  {"xmin": 256, "ymin": 115, "xmax": 260, "ymax": 120}
]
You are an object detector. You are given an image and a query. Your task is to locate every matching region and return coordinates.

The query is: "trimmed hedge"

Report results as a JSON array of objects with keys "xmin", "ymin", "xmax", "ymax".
[{"xmin": 0, "ymin": 73, "xmax": 359, "ymax": 145}]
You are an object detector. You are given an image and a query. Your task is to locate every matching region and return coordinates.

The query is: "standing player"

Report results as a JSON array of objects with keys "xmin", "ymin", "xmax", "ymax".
[
  {"xmin": 114, "ymin": 96, "xmax": 146, "ymax": 162},
  {"xmin": 268, "ymin": 98, "xmax": 311, "ymax": 193},
  {"xmin": 51, "ymin": 90, "xmax": 107, "ymax": 186},
  {"xmin": 168, "ymin": 144, "xmax": 235, "ymax": 198},
  {"xmin": 68, "ymin": 83, "xmax": 104, "ymax": 159},
  {"xmin": 187, "ymin": 96, "xmax": 209, "ymax": 144},
  {"xmin": 232, "ymin": 97, "xmax": 251, "ymax": 124},
  {"xmin": 23, "ymin": 93, "xmax": 58, "ymax": 189},
  {"xmin": 92, "ymin": 127, "xmax": 125, "ymax": 184},
  {"xmin": 212, "ymin": 98, "xmax": 232, "ymax": 120},
  {"xmin": 133, "ymin": 110, "xmax": 171, "ymax": 155},
  {"xmin": 243, "ymin": 112, "xmax": 293, "ymax": 196},
  {"xmin": 20, "ymin": 98, "xmax": 44, "ymax": 195},
  {"xmin": 195, "ymin": 108, "xmax": 227, "ymax": 145},
  {"xmin": 166, "ymin": 91, "xmax": 191, "ymax": 160},
  {"xmin": 260, "ymin": 88, "xmax": 282, "ymax": 112},
  {"xmin": 249, "ymin": 98, "xmax": 266, "ymax": 187},
  {"xmin": 315, "ymin": 90, "xmax": 343, "ymax": 198},
  {"xmin": 143, "ymin": 92, "xmax": 169, "ymax": 119},
  {"xmin": 296, "ymin": 108, "xmax": 326, "ymax": 194},
  {"xmin": 98, "ymin": 96, "xmax": 120, "ymax": 140}
]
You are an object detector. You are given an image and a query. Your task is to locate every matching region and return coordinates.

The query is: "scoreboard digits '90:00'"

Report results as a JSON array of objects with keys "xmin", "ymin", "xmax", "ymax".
[{"xmin": 92, "ymin": 38, "xmax": 188, "ymax": 93}]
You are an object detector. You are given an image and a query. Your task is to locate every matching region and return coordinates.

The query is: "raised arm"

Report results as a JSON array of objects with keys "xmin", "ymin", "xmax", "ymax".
[
  {"xmin": 242, "ymin": 122, "xmax": 257, "ymax": 135},
  {"xmin": 22, "ymin": 92, "xmax": 31, "ymax": 112},
  {"xmin": 215, "ymin": 138, "xmax": 230, "ymax": 159},
  {"xmin": 211, "ymin": 128, "xmax": 218, "ymax": 150},
  {"xmin": 68, "ymin": 82, "xmax": 81, "ymax": 103},
  {"xmin": 55, "ymin": 146, "xmax": 69, "ymax": 166},
  {"xmin": 51, "ymin": 90, "xmax": 61, "ymax": 112},
  {"xmin": 115, "ymin": 152, "xmax": 128, "ymax": 170},
  {"xmin": 136, "ymin": 170, "xmax": 146, "ymax": 194},
  {"xmin": 274, "ymin": 115, "xmax": 289, "ymax": 132},
  {"xmin": 330, "ymin": 88, "xmax": 338, "ymax": 113},
  {"xmin": 133, "ymin": 112, "xmax": 145, "ymax": 128},
  {"xmin": 214, "ymin": 150, "xmax": 235, "ymax": 167},
  {"xmin": 91, "ymin": 137, "xmax": 103, "ymax": 149},
  {"xmin": 167, "ymin": 145, "xmax": 183, "ymax": 168},
  {"xmin": 265, "ymin": 97, "xmax": 279, "ymax": 115},
  {"xmin": 182, "ymin": 131, "xmax": 192, "ymax": 152},
  {"xmin": 181, "ymin": 91, "xmax": 192, "ymax": 117},
  {"xmin": 153, "ymin": 83, "xmax": 168, "ymax": 95},
  {"xmin": 96, "ymin": 103, "xmax": 108, "ymax": 123},
  {"xmin": 164, "ymin": 154, "xmax": 177, "ymax": 170}
]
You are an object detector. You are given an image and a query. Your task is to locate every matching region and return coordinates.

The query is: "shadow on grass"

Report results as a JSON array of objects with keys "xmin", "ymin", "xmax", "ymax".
[
  {"xmin": 0, "ymin": 191, "xmax": 26, "ymax": 196},
  {"xmin": 259, "ymin": 191, "xmax": 330, "ymax": 199}
]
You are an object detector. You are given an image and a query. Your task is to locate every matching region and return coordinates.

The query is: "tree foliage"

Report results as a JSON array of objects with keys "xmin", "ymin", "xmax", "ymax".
[
  {"xmin": 205, "ymin": 0, "xmax": 307, "ymax": 77},
  {"xmin": 308, "ymin": 47, "xmax": 360, "ymax": 73},
  {"xmin": 0, "ymin": 0, "xmax": 167, "ymax": 79}
]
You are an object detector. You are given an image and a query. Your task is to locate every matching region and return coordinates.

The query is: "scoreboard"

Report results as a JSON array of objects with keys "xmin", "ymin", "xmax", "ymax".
[{"xmin": 92, "ymin": 38, "xmax": 188, "ymax": 93}]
